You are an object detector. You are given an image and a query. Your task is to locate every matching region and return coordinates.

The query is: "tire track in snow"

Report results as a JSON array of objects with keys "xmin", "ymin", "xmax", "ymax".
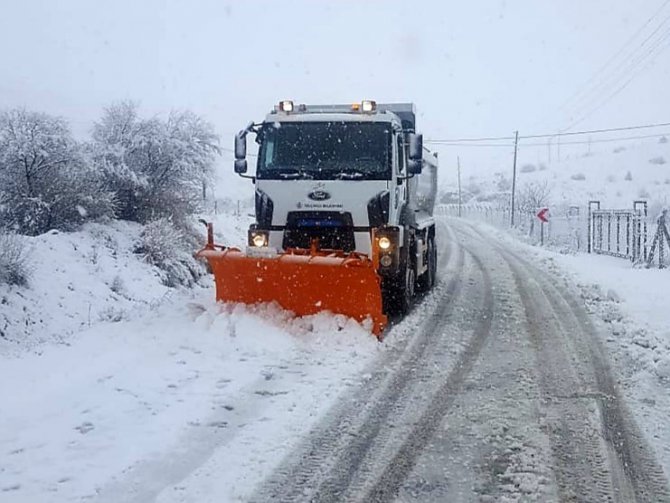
[
  {"xmin": 501, "ymin": 247, "xmax": 670, "ymax": 502},
  {"xmin": 460, "ymin": 221, "xmax": 670, "ymax": 502},
  {"xmin": 359, "ymin": 245, "xmax": 494, "ymax": 502},
  {"xmin": 251, "ymin": 221, "xmax": 476, "ymax": 502}
]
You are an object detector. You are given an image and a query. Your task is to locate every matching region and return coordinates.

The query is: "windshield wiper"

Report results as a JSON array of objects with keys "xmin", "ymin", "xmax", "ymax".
[
  {"xmin": 272, "ymin": 168, "xmax": 314, "ymax": 180},
  {"xmin": 335, "ymin": 171, "xmax": 365, "ymax": 180}
]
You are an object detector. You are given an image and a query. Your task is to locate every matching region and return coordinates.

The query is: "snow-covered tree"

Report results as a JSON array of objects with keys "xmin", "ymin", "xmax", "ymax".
[
  {"xmin": 0, "ymin": 109, "xmax": 115, "ymax": 235},
  {"xmin": 90, "ymin": 101, "xmax": 220, "ymax": 223},
  {"xmin": 517, "ymin": 180, "xmax": 551, "ymax": 213}
]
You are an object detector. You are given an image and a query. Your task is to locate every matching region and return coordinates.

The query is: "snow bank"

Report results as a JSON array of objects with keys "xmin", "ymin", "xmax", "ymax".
[
  {"xmin": 546, "ymin": 253, "xmax": 670, "ymax": 475},
  {"xmin": 0, "ymin": 221, "xmax": 175, "ymax": 354},
  {"xmin": 0, "ymin": 209, "xmax": 254, "ymax": 356}
]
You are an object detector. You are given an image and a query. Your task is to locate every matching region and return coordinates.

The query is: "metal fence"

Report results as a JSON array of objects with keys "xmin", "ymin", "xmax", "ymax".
[
  {"xmin": 646, "ymin": 209, "xmax": 670, "ymax": 269},
  {"xmin": 436, "ymin": 203, "xmax": 587, "ymax": 251},
  {"xmin": 587, "ymin": 200, "xmax": 648, "ymax": 262},
  {"xmin": 437, "ymin": 200, "xmax": 654, "ymax": 261}
]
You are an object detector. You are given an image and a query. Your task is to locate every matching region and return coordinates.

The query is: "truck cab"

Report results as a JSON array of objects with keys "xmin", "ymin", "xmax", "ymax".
[{"xmin": 234, "ymin": 100, "xmax": 438, "ymax": 315}]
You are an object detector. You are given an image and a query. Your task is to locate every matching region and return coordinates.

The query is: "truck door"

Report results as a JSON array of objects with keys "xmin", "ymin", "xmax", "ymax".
[{"xmin": 396, "ymin": 133, "xmax": 408, "ymax": 207}]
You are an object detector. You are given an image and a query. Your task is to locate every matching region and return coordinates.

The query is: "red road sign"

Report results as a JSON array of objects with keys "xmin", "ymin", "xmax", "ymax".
[{"xmin": 537, "ymin": 208, "xmax": 549, "ymax": 223}]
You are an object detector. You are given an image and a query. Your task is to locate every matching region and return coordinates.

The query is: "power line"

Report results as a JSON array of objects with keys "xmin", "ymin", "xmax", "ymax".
[
  {"xmin": 425, "ymin": 119, "xmax": 670, "ymax": 144},
  {"xmin": 523, "ymin": 120, "xmax": 670, "ymax": 139},
  {"xmin": 427, "ymin": 131, "xmax": 670, "ymax": 149},
  {"xmin": 560, "ymin": 0, "xmax": 670, "ymax": 114},
  {"xmin": 428, "ymin": 142, "xmax": 514, "ymax": 148},
  {"xmin": 426, "ymin": 134, "xmax": 516, "ymax": 143},
  {"xmin": 561, "ymin": 25, "xmax": 670, "ymax": 131},
  {"xmin": 522, "ymin": 131, "xmax": 670, "ymax": 146}
]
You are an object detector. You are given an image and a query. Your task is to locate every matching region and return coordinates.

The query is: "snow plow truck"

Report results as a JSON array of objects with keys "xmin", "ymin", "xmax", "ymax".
[{"xmin": 197, "ymin": 100, "xmax": 438, "ymax": 338}]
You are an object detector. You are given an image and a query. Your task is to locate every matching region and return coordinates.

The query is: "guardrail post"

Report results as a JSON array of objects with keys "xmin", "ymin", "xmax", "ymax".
[
  {"xmin": 633, "ymin": 200, "xmax": 648, "ymax": 262},
  {"xmin": 587, "ymin": 200, "xmax": 600, "ymax": 254},
  {"xmin": 606, "ymin": 211, "xmax": 612, "ymax": 253}
]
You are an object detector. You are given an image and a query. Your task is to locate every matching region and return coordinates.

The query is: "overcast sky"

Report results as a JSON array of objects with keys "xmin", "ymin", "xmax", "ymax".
[{"xmin": 2, "ymin": 0, "xmax": 669, "ymax": 191}]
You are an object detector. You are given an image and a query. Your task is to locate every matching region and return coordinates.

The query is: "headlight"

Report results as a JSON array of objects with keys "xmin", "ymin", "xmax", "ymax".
[
  {"xmin": 380, "ymin": 255, "xmax": 393, "ymax": 267},
  {"xmin": 252, "ymin": 234, "xmax": 267, "ymax": 247},
  {"xmin": 378, "ymin": 236, "xmax": 392, "ymax": 250},
  {"xmin": 249, "ymin": 228, "xmax": 269, "ymax": 247}
]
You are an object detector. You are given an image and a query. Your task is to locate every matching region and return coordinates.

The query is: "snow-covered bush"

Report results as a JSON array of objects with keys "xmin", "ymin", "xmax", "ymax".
[
  {"xmin": 570, "ymin": 173, "xmax": 586, "ymax": 181},
  {"xmin": 90, "ymin": 102, "xmax": 220, "ymax": 224},
  {"xmin": 625, "ymin": 170, "xmax": 633, "ymax": 181},
  {"xmin": 493, "ymin": 172, "xmax": 511, "ymax": 192},
  {"xmin": 110, "ymin": 275, "xmax": 125, "ymax": 295},
  {"xmin": 134, "ymin": 218, "xmax": 204, "ymax": 287},
  {"xmin": 0, "ymin": 231, "xmax": 31, "ymax": 286},
  {"xmin": 520, "ymin": 164, "xmax": 536, "ymax": 173},
  {"xmin": 98, "ymin": 306, "xmax": 126, "ymax": 323},
  {"xmin": 0, "ymin": 109, "xmax": 115, "ymax": 235},
  {"xmin": 649, "ymin": 156, "xmax": 666, "ymax": 165}
]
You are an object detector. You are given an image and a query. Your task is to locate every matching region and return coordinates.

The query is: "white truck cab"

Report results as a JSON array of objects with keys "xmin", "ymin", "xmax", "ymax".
[{"xmin": 234, "ymin": 100, "xmax": 438, "ymax": 315}]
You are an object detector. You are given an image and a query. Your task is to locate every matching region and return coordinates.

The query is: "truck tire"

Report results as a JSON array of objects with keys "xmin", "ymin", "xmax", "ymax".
[
  {"xmin": 383, "ymin": 263, "xmax": 415, "ymax": 317},
  {"xmin": 417, "ymin": 237, "xmax": 436, "ymax": 292},
  {"xmin": 398, "ymin": 264, "xmax": 415, "ymax": 315}
]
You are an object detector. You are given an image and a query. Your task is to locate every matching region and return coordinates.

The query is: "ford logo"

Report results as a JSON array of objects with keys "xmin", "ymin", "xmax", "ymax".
[{"xmin": 307, "ymin": 190, "xmax": 331, "ymax": 201}]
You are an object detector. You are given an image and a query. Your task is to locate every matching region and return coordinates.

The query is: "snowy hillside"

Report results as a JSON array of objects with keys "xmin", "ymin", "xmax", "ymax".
[
  {"xmin": 448, "ymin": 136, "xmax": 670, "ymax": 212},
  {"xmin": 0, "ymin": 212, "xmax": 252, "ymax": 356}
]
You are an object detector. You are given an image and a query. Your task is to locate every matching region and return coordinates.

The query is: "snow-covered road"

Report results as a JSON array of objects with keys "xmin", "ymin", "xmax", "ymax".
[
  {"xmin": 252, "ymin": 219, "xmax": 670, "ymax": 502},
  {"xmin": 2, "ymin": 218, "xmax": 669, "ymax": 502}
]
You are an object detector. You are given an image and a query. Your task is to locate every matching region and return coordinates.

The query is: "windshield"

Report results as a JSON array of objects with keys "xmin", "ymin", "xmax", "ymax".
[{"xmin": 256, "ymin": 121, "xmax": 392, "ymax": 180}]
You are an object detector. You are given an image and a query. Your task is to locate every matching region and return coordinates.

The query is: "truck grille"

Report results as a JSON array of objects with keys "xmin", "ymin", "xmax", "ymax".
[{"xmin": 283, "ymin": 211, "xmax": 356, "ymax": 251}]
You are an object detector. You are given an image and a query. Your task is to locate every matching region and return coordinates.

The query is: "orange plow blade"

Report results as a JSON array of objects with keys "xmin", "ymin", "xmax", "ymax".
[{"xmin": 197, "ymin": 247, "xmax": 387, "ymax": 337}]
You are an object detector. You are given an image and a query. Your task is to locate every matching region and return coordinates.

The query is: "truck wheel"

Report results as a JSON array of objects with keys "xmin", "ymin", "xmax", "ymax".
[
  {"xmin": 397, "ymin": 264, "xmax": 415, "ymax": 315},
  {"xmin": 417, "ymin": 237, "xmax": 436, "ymax": 292},
  {"xmin": 382, "ymin": 264, "xmax": 415, "ymax": 317},
  {"xmin": 428, "ymin": 237, "xmax": 437, "ymax": 288}
]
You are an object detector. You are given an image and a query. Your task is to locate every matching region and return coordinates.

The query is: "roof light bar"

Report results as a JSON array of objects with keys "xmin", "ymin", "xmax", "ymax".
[
  {"xmin": 279, "ymin": 100, "xmax": 294, "ymax": 112},
  {"xmin": 361, "ymin": 100, "xmax": 377, "ymax": 113}
]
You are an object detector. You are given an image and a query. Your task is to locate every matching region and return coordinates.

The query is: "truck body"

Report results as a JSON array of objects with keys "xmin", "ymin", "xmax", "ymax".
[
  {"xmin": 197, "ymin": 100, "xmax": 438, "ymax": 337},
  {"xmin": 239, "ymin": 101, "xmax": 438, "ymax": 316}
]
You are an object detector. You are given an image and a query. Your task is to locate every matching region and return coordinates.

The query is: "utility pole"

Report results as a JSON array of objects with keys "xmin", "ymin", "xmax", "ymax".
[
  {"xmin": 547, "ymin": 137, "xmax": 552, "ymax": 164},
  {"xmin": 510, "ymin": 130, "xmax": 519, "ymax": 227},
  {"xmin": 457, "ymin": 156, "xmax": 462, "ymax": 217}
]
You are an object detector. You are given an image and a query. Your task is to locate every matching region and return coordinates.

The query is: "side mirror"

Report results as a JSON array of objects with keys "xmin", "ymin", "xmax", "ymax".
[
  {"xmin": 235, "ymin": 132, "xmax": 247, "ymax": 160},
  {"xmin": 408, "ymin": 159, "xmax": 422, "ymax": 175},
  {"xmin": 408, "ymin": 133, "xmax": 423, "ymax": 161},
  {"xmin": 234, "ymin": 159, "xmax": 248, "ymax": 174}
]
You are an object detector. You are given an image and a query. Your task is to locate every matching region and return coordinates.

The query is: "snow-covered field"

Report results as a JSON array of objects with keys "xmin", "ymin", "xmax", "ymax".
[
  {"xmin": 0, "ymin": 211, "xmax": 383, "ymax": 502},
  {"xmin": 0, "ymin": 290, "xmax": 380, "ymax": 502}
]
